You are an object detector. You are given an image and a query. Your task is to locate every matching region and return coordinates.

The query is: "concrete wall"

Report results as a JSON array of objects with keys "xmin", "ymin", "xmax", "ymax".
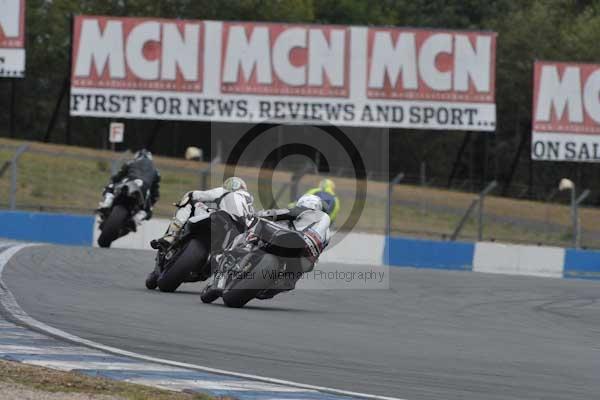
[
  {"xmin": 320, "ymin": 232, "xmax": 384, "ymax": 265},
  {"xmin": 563, "ymin": 248, "xmax": 600, "ymax": 279},
  {"xmin": 92, "ymin": 217, "xmax": 169, "ymax": 250},
  {"xmin": 385, "ymin": 236, "xmax": 474, "ymax": 271},
  {"xmin": 3, "ymin": 210, "xmax": 600, "ymax": 280},
  {"xmin": 473, "ymin": 242, "xmax": 565, "ymax": 278},
  {"xmin": 98, "ymin": 218, "xmax": 385, "ymax": 266}
]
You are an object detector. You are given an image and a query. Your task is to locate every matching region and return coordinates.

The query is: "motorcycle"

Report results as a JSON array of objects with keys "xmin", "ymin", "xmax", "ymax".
[
  {"xmin": 145, "ymin": 191, "xmax": 252, "ymax": 293},
  {"xmin": 200, "ymin": 217, "xmax": 313, "ymax": 308},
  {"xmin": 97, "ymin": 178, "xmax": 149, "ymax": 248}
]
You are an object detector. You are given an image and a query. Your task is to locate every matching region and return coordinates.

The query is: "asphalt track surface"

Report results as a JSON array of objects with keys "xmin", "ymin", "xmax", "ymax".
[{"xmin": 3, "ymin": 245, "xmax": 600, "ymax": 400}]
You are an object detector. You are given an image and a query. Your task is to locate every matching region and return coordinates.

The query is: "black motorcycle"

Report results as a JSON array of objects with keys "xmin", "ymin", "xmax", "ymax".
[
  {"xmin": 200, "ymin": 218, "xmax": 312, "ymax": 308},
  {"xmin": 97, "ymin": 179, "xmax": 148, "ymax": 248},
  {"xmin": 145, "ymin": 209, "xmax": 243, "ymax": 293}
]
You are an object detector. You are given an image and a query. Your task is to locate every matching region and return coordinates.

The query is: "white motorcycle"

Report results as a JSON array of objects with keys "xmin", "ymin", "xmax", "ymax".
[{"xmin": 145, "ymin": 191, "xmax": 253, "ymax": 293}]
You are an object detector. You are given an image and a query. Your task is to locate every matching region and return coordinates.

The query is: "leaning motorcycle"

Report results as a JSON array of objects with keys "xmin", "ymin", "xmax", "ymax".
[
  {"xmin": 200, "ymin": 217, "xmax": 313, "ymax": 308},
  {"xmin": 145, "ymin": 191, "xmax": 251, "ymax": 293},
  {"xmin": 97, "ymin": 179, "xmax": 149, "ymax": 248}
]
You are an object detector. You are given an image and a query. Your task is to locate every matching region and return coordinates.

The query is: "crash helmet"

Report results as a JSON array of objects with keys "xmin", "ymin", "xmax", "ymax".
[
  {"xmin": 319, "ymin": 178, "xmax": 336, "ymax": 193},
  {"xmin": 296, "ymin": 194, "xmax": 323, "ymax": 211},
  {"xmin": 134, "ymin": 149, "xmax": 153, "ymax": 160},
  {"xmin": 223, "ymin": 176, "xmax": 247, "ymax": 192}
]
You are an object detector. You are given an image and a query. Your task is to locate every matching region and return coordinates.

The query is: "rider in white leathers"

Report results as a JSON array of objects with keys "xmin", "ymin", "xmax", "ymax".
[
  {"xmin": 250, "ymin": 194, "xmax": 331, "ymax": 299},
  {"xmin": 151, "ymin": 177, "xmax": 254, "ymax": 250},
  {"xmin": 257, "ymin": 194, "xmax": 331, "ymax": 264}
]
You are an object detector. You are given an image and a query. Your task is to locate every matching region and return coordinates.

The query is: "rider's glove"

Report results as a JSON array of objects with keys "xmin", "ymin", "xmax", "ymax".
[{"xmin": 245, "ymin": 230, "xmax": 259, "ymax": 245}]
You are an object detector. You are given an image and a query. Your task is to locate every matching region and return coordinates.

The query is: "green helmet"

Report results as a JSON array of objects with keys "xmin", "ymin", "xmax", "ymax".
[
  {"xmin": 223, "ymin": 177, "xmax": 247, "ymax": 192},
  {"xmin": 319, "ymin": 178, "xmax": 336, "ymax": 193}
]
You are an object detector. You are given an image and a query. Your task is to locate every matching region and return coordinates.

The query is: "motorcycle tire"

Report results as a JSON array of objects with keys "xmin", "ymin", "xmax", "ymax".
[
  {"xmin": 145, "ymin": 271, "xmax": 159, "ymax": 290},
  {"xmin": 97, "ymin": 205, "xmax": 129, "ymax": 248},
  {"xmin": 157, "ymin": 239, "xmax": 207, "ymax": 293},
  {"xmin": 200, "ymin": 285, "xmax": 220, "ymax": 304},
  {"xmin": 222, "ymin": 253, "xmax": 279, "ymax": 308}
]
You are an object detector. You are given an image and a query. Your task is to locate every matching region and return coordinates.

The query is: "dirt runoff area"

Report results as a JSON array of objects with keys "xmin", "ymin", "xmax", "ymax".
[{"xmin": 0, "ymin": 359, "xmax": 225, "ymax": 400}]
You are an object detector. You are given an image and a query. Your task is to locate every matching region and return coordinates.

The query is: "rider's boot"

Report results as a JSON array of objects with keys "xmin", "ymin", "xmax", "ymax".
[
  {"xmin": 97, "ymin": 192, "xmax": 114, "ymax": 213},
  {"xmin": 150, "ymin": 220, "xmax": 182, "ymax": 250},
  {"xmin": 133, "ymin": 210, "xmax": 147, "ymax": 225},
  {"xmin": 126, "ymin": 210, "xmax": 147, "ymax": 233}
]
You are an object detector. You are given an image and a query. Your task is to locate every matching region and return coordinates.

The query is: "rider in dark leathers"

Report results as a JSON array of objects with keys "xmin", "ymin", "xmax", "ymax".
[{"xmin": 98, "ymin": 149, "xmax": 161, "ymax": 224}]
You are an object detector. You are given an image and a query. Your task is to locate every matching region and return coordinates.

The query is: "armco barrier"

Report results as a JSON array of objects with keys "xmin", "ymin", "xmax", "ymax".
[{"xmin": 0, "ymin": 211, "xmax": 94, "ymax": 246}]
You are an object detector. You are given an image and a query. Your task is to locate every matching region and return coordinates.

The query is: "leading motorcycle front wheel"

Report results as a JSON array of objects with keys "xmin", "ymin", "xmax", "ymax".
[
  {"xmin": 157, "ymin": 238, "xmax": 208, "ymax": 293},
  {"xmin": 97, "ymin": 205, "xmax": 129, "ymax": 248},
  {"xmin": 200, "ymin": 284, "xmax": 220, "ymax": 303},
  {"xmin": 145, "ymin": 270, "xmax": 159, "ymax": 290}
]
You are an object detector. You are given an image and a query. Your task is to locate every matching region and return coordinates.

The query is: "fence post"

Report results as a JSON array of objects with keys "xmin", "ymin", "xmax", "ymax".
[
  {"xmin": 451, "ymin": 180, "xmax": 497, "ymax": 241},
  {"xmin": 199, "ymin": 156, "xmax": 221, "ymax": 190},
  {"xmin": 574, "ymin": 189, "xmax": 590, "ymax": 248},
  {"xmin": 420, "ymin": 161, "xmax": 427, "ymax": 215},
  {"xmin": 110, "ymin": 159, "xmax": 119, "ymax": 176},
  {"xmin": 571, "ymin": 188, "xmax": 576, "ymax": 247},
  {"xmin": 477, "ymin": 180, "xmax": 497, "ymax": 241},
  {"xmin": 9, "ymin": 144, "xmax": 30, "ymax": 210},
  {"xmin": 386, "ymin": 173, "xmax": 405, "ymax": 238},
  {"xmin": 289, "ymin": 163, "xmax": 317, "ymax": 204}
]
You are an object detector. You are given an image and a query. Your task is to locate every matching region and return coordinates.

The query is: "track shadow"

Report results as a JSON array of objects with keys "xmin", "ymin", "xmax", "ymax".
[
  {"xmin": 201, "ymin": 301, "xmax": 326, "ymax": 314},
  {"xmin": 132, "ymin": 287, "xmax": 328, "ymax": 313},
  {"xmin": 131, "ymin": 288, "xmax": 203, "ymax": 296}
]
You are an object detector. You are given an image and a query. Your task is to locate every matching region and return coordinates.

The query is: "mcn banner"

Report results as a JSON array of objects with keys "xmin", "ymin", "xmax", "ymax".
[
  {"xmin": 532, "ymin": 61, "xmax": 600, "ymax": 162},
  {"xmin": 0, "ymin": 0, "xmax": 26, "ymax": 78},
  {"xmin": 70, "ymin": 16, "xmax": 497, "ymax": 131}
]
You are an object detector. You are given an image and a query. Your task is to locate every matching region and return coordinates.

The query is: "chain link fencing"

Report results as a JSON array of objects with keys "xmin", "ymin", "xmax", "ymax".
[{"xmin": 1, "ymin": 140, "xmax": 598, "ymax": 249}]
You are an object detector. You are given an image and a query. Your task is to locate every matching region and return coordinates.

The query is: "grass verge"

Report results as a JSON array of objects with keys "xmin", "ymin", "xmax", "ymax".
[{"xmin": 0, "ymin": 359, "xmax": 219, "ymax": 400}]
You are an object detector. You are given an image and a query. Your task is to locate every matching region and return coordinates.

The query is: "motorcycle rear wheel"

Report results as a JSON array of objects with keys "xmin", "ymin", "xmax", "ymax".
[
  {"xmin": 222, "ymin": 253, "xmax": 279, "ymax": 308},
  {"xmin": 97, "ymin": 205, "xmax": 129, "ymax": 248}
]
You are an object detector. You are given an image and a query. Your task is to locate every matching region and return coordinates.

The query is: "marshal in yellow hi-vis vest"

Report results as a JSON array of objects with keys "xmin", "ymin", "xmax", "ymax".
[{"xmin": 304, "ymin": 179, "xmax": 340, "ymax": 223}]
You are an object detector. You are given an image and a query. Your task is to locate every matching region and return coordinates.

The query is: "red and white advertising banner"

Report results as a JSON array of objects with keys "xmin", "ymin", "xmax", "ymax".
[
  {"xmin": 0, "ymin": 0, "xmax": 26, "ymax": 78},
  {"xmin": 70, "ymin": 16, "xmax": 497, "ymax": 131},
  {"xmin": 532, "ymin": 61, "xmax": 600, "ymax": 162}
]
